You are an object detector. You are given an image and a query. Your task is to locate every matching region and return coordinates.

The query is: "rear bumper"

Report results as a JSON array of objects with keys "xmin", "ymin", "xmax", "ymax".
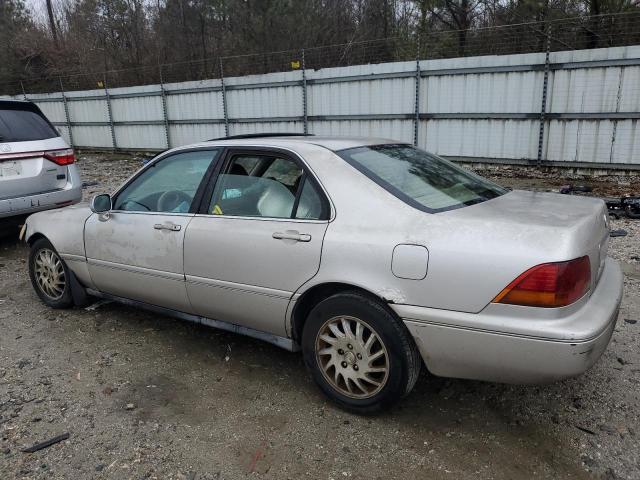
[
  {"xmin": 394, "ymin": 258, "xmax": 623, "ymax": 384},
  {"xmin": 0, "ymin": 166, "xmax": 81, "ymax": 219}
]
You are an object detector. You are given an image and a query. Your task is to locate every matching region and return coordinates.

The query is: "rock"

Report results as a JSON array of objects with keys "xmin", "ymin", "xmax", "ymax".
[{"xmin": 125, "ymin": 403, "xmax": 136, "ymax": 410}]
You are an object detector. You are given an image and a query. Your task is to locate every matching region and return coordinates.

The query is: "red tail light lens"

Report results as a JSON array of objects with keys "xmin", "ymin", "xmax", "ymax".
[
  {"xmin": 493, "ymin": 256, "xmax": 591, "ymax": 308},
  {"xmin": 44, "ymin": 148, "xmax": 75, "ymax": 166}
]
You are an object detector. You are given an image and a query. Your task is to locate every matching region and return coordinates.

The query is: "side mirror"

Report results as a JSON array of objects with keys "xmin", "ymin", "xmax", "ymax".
[{"xmin": 90, "ymin": 194, "xmax": 112, "ymax": 213}]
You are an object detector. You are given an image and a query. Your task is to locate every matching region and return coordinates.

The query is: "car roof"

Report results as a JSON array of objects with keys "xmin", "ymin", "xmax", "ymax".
[
  {"xmin": 199, "ymin": 135, "xmax": 406, "ymax": 152},
  {"xmin": 0, "ymin": 99, "xmax": 34, "ymax": 106}
]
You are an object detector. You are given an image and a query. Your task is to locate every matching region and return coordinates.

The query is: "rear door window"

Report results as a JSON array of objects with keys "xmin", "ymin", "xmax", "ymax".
[
  {"xmin": 207, "ymin": 151, "xmax": 329, "ymax": 220},
  {"xmin": 0, "ymin": 104, "xmax": 59, "ymax": 142}
]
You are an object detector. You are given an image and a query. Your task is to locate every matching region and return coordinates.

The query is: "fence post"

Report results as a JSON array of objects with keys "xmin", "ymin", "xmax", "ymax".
[
  {"xmin": 219, "ymin": 58, "xmax": 230, "ymax": 137},
  {"xmin": 537, "ymin": 24, "xmax": 552, "ymax": 166},
  {"xmin": 159, "ymin": 65, "xmax": 171, "ymax": 149},
  {"xmin": 302, "ymin": 49, "xmax": 309, "ymax": 135},
  {"xmin": 609, "ymin": 66, "xmax": 624, "ymax": 163},
  {"xmin": 20, "ymin": 81, "xmax": 28, "ymax": 101},
  {"xmin": 103, "ymin": 75, "xmax": 117, "ymax": 150},
  {"xmin": 59, "ymin": 77, "xmax": 74, "ymax": 148},
  {"xmin": 413, "ymin": 38, "xmax": 421, "ymax": 147}
]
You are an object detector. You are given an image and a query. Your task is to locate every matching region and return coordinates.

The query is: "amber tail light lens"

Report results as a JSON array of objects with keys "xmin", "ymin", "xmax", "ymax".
[
  {"xmin": 44, "ymin": 148, "xmax": 75, "ymax": 166},
  {"xmin": 493, "ymin": 256, "xmax": 591, "ymax": 308}
]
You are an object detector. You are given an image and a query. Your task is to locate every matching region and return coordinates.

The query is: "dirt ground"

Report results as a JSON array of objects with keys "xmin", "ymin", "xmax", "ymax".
[{"xmin": 0, "ymin": 153, "xmax": 639, "ymax": 480}]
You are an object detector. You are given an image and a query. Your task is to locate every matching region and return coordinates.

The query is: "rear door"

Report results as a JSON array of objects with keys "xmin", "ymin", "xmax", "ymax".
[
  {"xmin": 85, "ymin": 149, "xmax": 220, "ymax": 312},
  {"xmin": 184, "ymin": 148, "xmax": 331, "ymax": 336},
  {"xmin": 0, "ymin": 102, "xmax": 69, "ymax": 212}
]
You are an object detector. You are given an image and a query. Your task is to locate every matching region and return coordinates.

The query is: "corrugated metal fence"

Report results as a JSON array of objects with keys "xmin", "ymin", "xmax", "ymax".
[{"xmin": 8, "ymin": 45, "xmax": 640, "ymax": 169}]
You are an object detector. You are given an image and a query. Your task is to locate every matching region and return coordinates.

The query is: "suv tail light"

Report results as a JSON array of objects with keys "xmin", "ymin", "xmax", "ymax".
[
  {"xmin": 492, "ymin": 256, "xmax": 591, "ymax": 308},
  {"xmin": 44, "ymin": 148, "xmax": 75, "ymax": 166}
]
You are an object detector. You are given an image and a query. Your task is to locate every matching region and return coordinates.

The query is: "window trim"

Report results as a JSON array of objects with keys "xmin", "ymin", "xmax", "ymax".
[
  {"xmin": 337, "ymin": 143, "xmax": 506, "ymax": 214},
  {"xmin": 110, "ymin": 147, "xmax": 223, "ymax": 215},
  {"xmin": 196, "ymin": 147, "xmax": 331, "ymax": 222}
]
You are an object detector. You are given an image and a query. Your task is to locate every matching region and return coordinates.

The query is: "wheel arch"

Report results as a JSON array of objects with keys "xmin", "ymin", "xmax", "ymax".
[
  {"xmin": 290, "ymin": 282, "xmax": 395, "ymax": 343},
  {"xmin": 26, "ymin": 231, "xmax": 47, "ymax": 246}
]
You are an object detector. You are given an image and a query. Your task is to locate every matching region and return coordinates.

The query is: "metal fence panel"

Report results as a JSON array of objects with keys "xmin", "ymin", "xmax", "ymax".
[{"xmin": 4, "ymin": 44, "xmax": 640, "ymax": 168}]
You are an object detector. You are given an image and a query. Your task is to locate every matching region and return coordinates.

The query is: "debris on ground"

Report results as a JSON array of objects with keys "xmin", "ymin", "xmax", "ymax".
[
  {"xmin": 21, "ymin": 433, "xmax": 70, "ymax": 453},
  {"xmin": 560, "ymin": 184, "xmax": 592, "ymax": 194},
  {"xmin": 84, "ymin": 299, "xmax": 112, "ymax": 311},
  {"xmin": 610, "ymin": 228, "xmax": 628, "ymax": 237}
]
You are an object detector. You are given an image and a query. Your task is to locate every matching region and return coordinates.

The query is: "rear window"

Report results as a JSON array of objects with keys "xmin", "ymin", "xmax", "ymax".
[
  {"xmin": 0, "ymin": 103, "xmax": 59, "ymax": 142},
  {"xmin": 338, "ymin": 144, "xmax": 507, "ymax": 213}
]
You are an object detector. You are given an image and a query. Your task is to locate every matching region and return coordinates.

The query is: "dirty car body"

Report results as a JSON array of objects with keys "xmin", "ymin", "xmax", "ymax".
[{"xmin": 24, "ymin": 136, "xmax": 623, "ymax": 412}]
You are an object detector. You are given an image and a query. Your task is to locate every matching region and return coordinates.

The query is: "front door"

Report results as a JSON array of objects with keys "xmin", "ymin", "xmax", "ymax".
[
  {"xmin": 184, "ymin": 149, "xmax": 331, "ymax": 336},
  {"xmin": 85, "ymin": 149, "xmax": 220, "ymax": 312}
]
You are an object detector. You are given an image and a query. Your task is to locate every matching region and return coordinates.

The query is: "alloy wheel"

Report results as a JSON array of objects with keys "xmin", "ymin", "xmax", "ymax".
[
  {"xmin": 315, "ymin": 315, "xmax": 390, "ymax": 399},
  {"xmin": 34, "ymin": 248, "xmax": 66, "ymax": 300}
]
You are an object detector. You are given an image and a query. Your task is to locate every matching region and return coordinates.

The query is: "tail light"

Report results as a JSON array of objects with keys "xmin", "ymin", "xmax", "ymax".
[
  {"xmin": 493, "ymin": 256, "xmax": 591, "ymax": 308},
  {"xmin": 44, "ymin": 148, "xmax": 75, "ymax": 166}
]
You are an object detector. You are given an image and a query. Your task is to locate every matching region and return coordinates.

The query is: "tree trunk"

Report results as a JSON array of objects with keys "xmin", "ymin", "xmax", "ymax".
[{"xmin": 45, "ymin": 0, "xmax": 59, "ymax": 49}]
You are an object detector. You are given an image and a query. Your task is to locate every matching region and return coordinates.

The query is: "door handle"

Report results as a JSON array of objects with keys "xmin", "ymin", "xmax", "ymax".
[
  {"xmin": 154, "ymin": 222, "xmax": 181, "ymax": 232},
  {"xmin": 272, "ymin": 231, "xmax": 311, "ymax": 242}
]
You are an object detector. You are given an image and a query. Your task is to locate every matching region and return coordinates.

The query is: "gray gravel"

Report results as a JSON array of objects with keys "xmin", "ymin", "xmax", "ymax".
[{"xmin": 0, "ymin": 153, "xmax": 638, "ymax": 479}]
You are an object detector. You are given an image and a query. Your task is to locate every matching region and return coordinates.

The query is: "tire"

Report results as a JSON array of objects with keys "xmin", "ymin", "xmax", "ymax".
[
  {"xmin": 28, "ymin": 238, "xmax": 74, "ymax": 309},
  {"xmin": 302, "ymin": 291, "xmax": 421, "ymax": 414}
]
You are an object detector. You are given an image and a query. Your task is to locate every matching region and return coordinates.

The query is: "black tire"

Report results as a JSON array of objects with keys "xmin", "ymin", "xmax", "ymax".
[
  {"xmin": 28, "ymin": 238, "xmax": 74, "ymax": 309},
  {"xmin": 302, "ymin": 291, "xmax": 421, "ymax": 414}
]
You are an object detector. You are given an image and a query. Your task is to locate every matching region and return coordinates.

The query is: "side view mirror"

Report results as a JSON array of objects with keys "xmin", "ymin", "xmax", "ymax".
[{"xmin": 90, "ymin": 194, "xmax": 112, "ymax": 213}]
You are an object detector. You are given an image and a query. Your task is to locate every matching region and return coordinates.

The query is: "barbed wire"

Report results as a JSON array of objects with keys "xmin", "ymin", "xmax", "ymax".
[{"xmin": 4, "ymin": 11, "xmax": 640, "ymax": 96}]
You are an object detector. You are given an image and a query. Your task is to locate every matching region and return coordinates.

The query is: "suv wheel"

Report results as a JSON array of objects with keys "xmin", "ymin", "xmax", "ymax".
[
  {"xmin": 28, "ymin": 238, "xmax": 73, "ymax": 309},
  {"xmin": 302, "ymin": 291, "xmax": 421, "ymax": 414}
]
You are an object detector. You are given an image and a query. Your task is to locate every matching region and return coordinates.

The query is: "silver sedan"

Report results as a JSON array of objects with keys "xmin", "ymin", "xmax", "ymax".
[{"xmin": 24, "ymin": 136, "xmax": 623, "ymax": 413}]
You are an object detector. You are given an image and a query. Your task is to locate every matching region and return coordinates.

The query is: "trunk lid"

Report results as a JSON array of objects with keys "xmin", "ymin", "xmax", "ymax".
[
  {"xmin": 442, "ymin": 189, "xmax": 610, "ymax": 296},
  {"xmin": 0, "ymin": 137, "xmax": 71, "ymax": 202}
]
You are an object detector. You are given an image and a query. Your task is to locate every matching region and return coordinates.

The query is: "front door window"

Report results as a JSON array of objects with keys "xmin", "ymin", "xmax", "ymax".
[{"xmin": 114, "ymin": 150, "xmax": 219, "ymax": 213}]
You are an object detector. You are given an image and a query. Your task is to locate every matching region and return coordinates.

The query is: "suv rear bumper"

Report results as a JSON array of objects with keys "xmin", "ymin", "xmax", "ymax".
[
  {"xmin": 394, "ymin": 258, "xmax": 623, "ymax": 384},
  {"xmin": 0, "ymin": 166, "xmax": 82, "ymax": 219}
]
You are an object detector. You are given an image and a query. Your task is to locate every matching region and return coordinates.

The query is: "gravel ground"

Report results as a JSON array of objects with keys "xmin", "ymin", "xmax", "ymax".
[{"xmin": 0, "ymin": 153, "xmax": 639, "ymax": 480}]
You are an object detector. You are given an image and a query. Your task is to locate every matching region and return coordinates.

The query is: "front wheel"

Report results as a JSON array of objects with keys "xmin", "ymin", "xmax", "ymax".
[
  {"xmin": 302, "ymin": 291, "xmax": 421, "ymax": 414},
  {"xmin": 28, "ymin": 238, "xmax": 74, "ymax": 309}
]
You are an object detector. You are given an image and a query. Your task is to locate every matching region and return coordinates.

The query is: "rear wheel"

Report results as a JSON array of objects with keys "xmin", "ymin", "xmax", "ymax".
[
  {"xmin": 28, "ymin": 238, "xmax": 73, "ymax": 309},
  {"xmin": 302, "ymin": 291, "xmax": 421, "ymax": 414}
]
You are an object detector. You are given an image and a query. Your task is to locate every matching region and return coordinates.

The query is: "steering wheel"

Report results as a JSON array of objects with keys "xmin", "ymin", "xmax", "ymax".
[
  {"xmin": 157, "ymin": 190, "xmax": 192, "ymax": 212},
  {"xmin": 119, "ymin": 199, "xmax": 150, "ymax": 211}
]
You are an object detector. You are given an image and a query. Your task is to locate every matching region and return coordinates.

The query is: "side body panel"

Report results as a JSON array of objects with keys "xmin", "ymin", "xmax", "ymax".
[
  {"xmin": 184, "ymin": 215, "xmax": 328, "ymax": 336},
  {"xmin": 84, "ymin": 212, "xmax": 193, "ymax": 312},
  {"xmin": 292, "ymin": 142, "xmax": 610, "ymax": 316}
]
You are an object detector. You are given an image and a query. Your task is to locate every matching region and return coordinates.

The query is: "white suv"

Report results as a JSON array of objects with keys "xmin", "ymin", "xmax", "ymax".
[{"xmin": 0, "ymin": 100, "xmax": 81, "ymax": 220}]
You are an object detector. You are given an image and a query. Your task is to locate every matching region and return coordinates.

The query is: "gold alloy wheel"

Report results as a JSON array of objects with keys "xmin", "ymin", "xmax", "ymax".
[
  {"xmin": 34, "ymin": 248, "xmax": 66, "ymax": 300},
  {"xmin": 315, "ymin": 315, "xmax": 390, "ymax": 399}
]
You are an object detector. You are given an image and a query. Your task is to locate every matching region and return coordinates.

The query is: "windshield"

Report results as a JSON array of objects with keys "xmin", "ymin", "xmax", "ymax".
[{"xmin": 338, "ymin": 144, "xmax": 507, "ymax": 213}]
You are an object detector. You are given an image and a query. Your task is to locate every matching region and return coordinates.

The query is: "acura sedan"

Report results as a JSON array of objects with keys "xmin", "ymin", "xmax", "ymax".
[{"xmin": 23, "ymin": 135, "xmax": 623, "ymax": 413}]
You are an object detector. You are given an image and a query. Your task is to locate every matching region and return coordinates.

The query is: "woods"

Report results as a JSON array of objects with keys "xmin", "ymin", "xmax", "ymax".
[{"xmin": 2, "ymin": 0, "xmax": 640, "ymax": 93}]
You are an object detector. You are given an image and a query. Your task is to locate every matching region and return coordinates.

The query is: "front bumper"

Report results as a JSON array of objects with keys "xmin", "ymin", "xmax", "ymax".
[
  {"xmin": 0, "ymin": 167, "xmax": 82, "ymax": 219},
  {"xmin": 394, "ymin": 258, "xmax": 623, "ymax": 384}
]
